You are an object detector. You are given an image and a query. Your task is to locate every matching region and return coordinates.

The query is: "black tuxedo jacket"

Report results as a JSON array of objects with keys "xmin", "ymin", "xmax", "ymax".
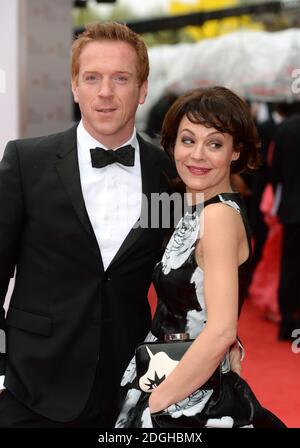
[
  {"xmin": 271, "ymin": 114, "xmax": 300, "ymax": 224},
  {"xmin": 0, "ymin": 125, "xmax": 174, "ymax": 422}
]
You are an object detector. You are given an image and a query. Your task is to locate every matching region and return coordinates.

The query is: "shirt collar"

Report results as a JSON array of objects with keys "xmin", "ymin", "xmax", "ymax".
[{"xmin": 77, "ymin": 120, "xmax": 138, "ymax": 165}]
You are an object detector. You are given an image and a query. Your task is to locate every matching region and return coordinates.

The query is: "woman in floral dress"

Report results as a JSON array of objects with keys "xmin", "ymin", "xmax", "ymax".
[{"xmin": 115, "ymin": 87, "xmax": 286, "ymax": 428}]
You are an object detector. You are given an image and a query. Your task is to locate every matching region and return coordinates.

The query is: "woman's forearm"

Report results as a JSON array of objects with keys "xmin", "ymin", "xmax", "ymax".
[{"xmin": 149, "ymin": 327, "xmax": 236, "ymax": 413}]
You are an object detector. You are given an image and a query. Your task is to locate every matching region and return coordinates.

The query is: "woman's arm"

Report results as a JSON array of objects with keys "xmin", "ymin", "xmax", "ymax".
[{"xmin": 149, "ymin": 204, "xmax": 244, "ymax": 413}]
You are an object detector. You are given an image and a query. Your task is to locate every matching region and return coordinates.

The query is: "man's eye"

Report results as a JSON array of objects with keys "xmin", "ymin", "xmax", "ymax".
[
  {"xmin": 84, "ymin": 75, "xmax": 98, "ymax": 82},
  {"xmin": 114, "ymin": 75, "xmax": 128, "ymax": 83}
]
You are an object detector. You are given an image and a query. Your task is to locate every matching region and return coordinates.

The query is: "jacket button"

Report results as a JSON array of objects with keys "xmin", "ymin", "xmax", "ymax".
[{"xmin": 103, "ymin": 273, "xmax": 111, "ymax": 281}]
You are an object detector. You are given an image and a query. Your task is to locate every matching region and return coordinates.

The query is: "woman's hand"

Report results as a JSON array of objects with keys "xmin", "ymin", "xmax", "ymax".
[{"xmin": 229, "ymin": 341, "xmax": 242, "ymax": 375}]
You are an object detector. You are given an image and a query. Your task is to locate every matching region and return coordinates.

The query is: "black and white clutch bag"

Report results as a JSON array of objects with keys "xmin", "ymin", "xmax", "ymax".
[{"xmin": 135, "ymin": 333, "xmax": 220, "ymax": 393}]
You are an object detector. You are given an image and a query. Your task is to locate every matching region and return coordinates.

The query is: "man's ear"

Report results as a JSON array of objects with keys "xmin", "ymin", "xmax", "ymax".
[
  {"xmin": 71, "ymin": 79, "xmax": 79, "ymax": 103},
  {"xmin": 139, "ymin": 80, "xmax": 148, "ymax": 105}
]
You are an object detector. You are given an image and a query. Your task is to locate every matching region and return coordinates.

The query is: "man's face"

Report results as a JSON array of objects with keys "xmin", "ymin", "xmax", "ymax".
[{"xmin": 72, "ymin": 40, "xmax": 148, "ymax": 148}]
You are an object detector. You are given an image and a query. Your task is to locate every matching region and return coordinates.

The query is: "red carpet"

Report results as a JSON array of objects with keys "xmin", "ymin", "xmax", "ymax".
[
  {"xmin": 239, "ymin": 298, "xmax": 300, "ymax": 428},
  {"xmin": 148, "ymin": 285, "xmax": 300, "ymax": 428}
]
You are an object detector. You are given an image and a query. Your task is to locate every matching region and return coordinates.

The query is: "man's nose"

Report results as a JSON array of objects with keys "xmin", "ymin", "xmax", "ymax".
[{"xmin": 98, "ymin": 78, "xmax": 113, "ymax": 97}]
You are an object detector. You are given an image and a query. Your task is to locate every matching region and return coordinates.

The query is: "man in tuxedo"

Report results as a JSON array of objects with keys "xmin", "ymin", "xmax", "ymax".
[
  {"xmin": 0, "ymin": 22, "xmax": 241, "ymax": 427},
  {"xmin": 0, "ymin": 21, "xmax": 174, "ymax": 428}
]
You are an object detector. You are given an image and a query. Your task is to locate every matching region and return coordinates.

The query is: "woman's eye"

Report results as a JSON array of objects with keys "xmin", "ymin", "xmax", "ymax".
[
  {"xmin": 181, "ymin": 137, "xmax": 194, "ymax": 145},
  {"xmin": 209, "ymin": 142, "xmax": 222, "ymax": 149}
]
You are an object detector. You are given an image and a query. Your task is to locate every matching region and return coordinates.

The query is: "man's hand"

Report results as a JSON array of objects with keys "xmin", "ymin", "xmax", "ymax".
[{"xmin": 229, "ymin": 341, "xmax": 242, "ymax": 375}]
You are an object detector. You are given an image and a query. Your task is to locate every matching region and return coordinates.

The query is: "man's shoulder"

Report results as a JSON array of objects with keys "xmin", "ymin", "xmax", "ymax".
[
  {"xmin": 137, "ymin": 133, "xmax": 175, "ymax": 172},
  {"xmin": 277, "ymin": 114, "xmax": 300, "ymax": 134},
  {"xmin": 8, "ymin": 124, "xmax": 77, "ymax": 155},
  {"xmin": 137, "ymin": 132, "xmax": 164, "ymax": 155}
]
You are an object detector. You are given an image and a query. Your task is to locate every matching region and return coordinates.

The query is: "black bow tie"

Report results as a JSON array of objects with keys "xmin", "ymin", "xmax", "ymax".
[{"xmin": 90, "ymin": 145, "xmax": 135, "ymax": 168}]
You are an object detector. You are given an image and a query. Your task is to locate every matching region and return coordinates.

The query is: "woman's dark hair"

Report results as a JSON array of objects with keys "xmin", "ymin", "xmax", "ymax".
[{"xmin": 161, "ymin": 86, "xmax": 260, "ymax": 174}]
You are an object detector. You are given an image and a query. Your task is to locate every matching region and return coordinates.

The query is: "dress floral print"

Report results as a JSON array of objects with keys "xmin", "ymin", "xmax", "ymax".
[{"xmin": 161, "ymin": 209, "xmax": 201, "ymax": 275}]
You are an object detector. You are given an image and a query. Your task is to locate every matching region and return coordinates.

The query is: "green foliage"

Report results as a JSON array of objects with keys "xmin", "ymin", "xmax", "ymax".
[
  {"xmin": 102, "ymin": 4, "xmax": 138, "ymax": 21},
  {"xmin": 72, "ymin": 1, "xmax": 195, "ymax": 46},
  {"xmin": 72, "ymin": 4, "xmax": 102, "ymax": 27},
  {"xmin": 72, "ymin": 2, "xmax": 137, "ymax": 27},
  {"xmin": 142, "ymin": 29, "xmax": 195, "ymax": 47},
  {"xmin": 72, "ymin": 0, "xmax": 299, "ymax": 45}
]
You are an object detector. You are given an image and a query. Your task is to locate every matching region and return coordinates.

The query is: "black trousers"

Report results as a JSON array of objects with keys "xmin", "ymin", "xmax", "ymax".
[
  {"xmin": 278, "ymin": 223, "xmax": 300, "ymax": 327},
  {"xmin": 0, "ymin": 361, "xmax": 119, "ymax": 428}
]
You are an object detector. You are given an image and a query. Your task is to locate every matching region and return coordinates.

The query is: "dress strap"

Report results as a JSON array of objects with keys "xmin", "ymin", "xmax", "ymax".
[{"xmin": 204, "ymin": 193, "xmax": 240, "ymax": 210}]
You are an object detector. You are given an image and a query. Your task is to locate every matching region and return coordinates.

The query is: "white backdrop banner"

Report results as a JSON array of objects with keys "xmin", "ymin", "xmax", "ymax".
[
  {"xmin": 0, "ymin": 0, "xmax": 73, "ymax": 160},
  {"xmin": 137, "ymin": 29, "xmax": 300, "ymax": 129}
]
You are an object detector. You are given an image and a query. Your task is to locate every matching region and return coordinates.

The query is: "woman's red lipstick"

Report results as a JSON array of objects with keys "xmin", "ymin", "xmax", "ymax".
[{"xmin": 187, "ymin": 166, "xmax": 211, "ymax": 176}]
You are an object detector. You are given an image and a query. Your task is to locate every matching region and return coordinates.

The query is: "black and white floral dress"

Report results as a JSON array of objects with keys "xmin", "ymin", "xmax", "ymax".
[{"xmin": 115, "ymin": 193, "xmax": 285, "ymax": 428}]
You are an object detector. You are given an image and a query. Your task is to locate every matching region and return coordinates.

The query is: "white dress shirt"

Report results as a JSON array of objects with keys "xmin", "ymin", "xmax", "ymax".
[
  {"xmin": 0, "ymin": 121, "xmax": 142, "ymax": 391},
  {"xmin": 77, "ymin": 120, "xmax": 142, "ymax": 270}
]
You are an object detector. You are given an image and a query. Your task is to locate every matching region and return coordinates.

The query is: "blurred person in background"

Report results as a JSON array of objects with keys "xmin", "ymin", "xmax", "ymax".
[
  {"xmin": 247, "ymin": 103, "xmax": 286, "ymax": 322},
  {"xmin": 271, "ymin": 102, "xmax": 300, "ymax": 340},
  {"xmin": 145, "ymin": 92, "xmax": 178, "ymax": 145}
]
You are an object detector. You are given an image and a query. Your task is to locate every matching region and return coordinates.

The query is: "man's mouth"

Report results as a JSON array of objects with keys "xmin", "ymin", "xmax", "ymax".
[{"xmin": 96, "ymin": 108, "xmax": 116, "ymax": 113}]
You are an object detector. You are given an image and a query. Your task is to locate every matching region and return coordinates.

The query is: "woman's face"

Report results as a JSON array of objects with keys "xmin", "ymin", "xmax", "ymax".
[{"xmin": 174, "ymin": 115, "xmax": 239, "ymax": 201}]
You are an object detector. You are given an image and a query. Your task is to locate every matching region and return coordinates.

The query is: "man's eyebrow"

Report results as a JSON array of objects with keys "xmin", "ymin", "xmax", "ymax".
[{"xmin": 82, "ymin": 70, "xmax": 133, "ymax": 75}]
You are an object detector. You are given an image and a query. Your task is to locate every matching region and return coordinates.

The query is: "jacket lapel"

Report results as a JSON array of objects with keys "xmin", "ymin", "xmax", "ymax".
[
  {"xmin": 55, "ymin": 125, "xmax": 102, "ymax": 263},
  {"xmin": 107, "ymin": 135, "xmax": 161, "ymax": 269},
  {"xmin": 55, "ymin": 128, "xmax": 162, "ymax": 271}
]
